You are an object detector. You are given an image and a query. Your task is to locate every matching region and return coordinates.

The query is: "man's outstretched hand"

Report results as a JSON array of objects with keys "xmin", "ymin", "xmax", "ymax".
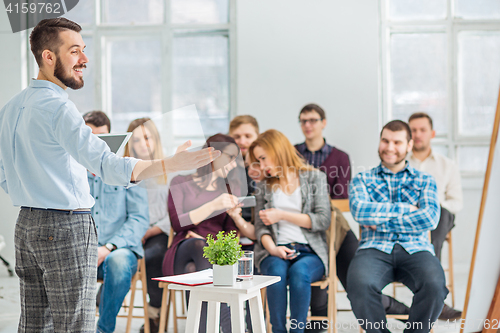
[
  {"xmin": 166, "ymin": 140, "xmax": 221, "ymax": 174},
  {"xmin": 131, "ymin": 140, "xmax": 221, "ymax": 182}
]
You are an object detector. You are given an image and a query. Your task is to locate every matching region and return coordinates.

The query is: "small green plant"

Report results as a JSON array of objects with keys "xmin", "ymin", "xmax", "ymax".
[{"xmin": 203, "ymin": 230, "xmax": 244, "ymax": 266}]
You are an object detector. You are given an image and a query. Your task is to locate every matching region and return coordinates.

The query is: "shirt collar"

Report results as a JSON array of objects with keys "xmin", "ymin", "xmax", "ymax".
[
  {"xmin": 30, "ymin": 79, "xmax": 69, "ymax": 99},
  {"xmin": 300, "ymin": 138, "xmax": 330, "ymax": 154},
  {"xmin": 408, "ymin": 149, "xmax": 435, "ymax": 162},
  {"xmin": 377, "ymin": 161, "xmax": 415, "ymax": 176}
]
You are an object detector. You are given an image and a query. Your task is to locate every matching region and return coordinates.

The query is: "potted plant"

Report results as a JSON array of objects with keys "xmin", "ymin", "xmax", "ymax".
[{"xmin": 203, "ymin": 230, "xmax": 244, "ymax": 286}]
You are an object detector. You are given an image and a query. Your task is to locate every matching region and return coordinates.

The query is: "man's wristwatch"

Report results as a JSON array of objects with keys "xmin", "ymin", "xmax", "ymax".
[{"xmin": 105, "ymin": 243, "xmax": 117, "ymax": 252}]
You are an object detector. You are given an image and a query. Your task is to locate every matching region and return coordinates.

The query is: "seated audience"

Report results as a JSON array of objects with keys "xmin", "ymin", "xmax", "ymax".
[
  {"xmin": 123, "ymin": 117, "xmax": 171, "ymax": 333},
  {"xmin": 347, "ymin": 120, "xmax": 448, "ymax": 333},
  {"xmin": 408, "ymin": 112, "xmax": 463, "ymax": 320},
  {"xmin": 295, "ymin": 104, "xmax": 409, "ymax": 330},
  {"xmin": 250, "ymin": 129, "xmax": 331, "ymax": 333},
  {"xmin": 162, "ymin": 133, "xmax": 244, "ymax": 333},
  {"xmin": 83, "ymin": 111, "xmax": 150, "ymax": 333}
]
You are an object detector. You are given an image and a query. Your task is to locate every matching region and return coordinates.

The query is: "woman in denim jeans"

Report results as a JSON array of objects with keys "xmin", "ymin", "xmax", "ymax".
[{"xmin": 249, "ymin": 129, "xmax": 331, "ymax": 333}]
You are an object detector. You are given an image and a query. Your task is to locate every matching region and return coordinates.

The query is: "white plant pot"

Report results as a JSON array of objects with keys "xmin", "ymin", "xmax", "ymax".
[{"xmin": 212, "ymin": 264, "xmax": 237, "ymax": 286}]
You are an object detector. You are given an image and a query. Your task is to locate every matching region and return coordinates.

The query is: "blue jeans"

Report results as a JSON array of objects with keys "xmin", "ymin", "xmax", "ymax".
[
  {"xmin": 346, "ymin": 244, "xmax": 448, "ymax": 333},
  {"xmin": 260, "ymin": 244, "xmax": 325, "ymax": 333},
  {"xmin": 96, "ymin": 248, "xmax": 138, "ymax": 333}
]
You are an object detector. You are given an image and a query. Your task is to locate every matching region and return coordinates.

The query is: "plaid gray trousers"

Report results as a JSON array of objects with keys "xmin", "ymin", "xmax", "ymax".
[{"xmin": 15, "ymin": 208, "xmax": 98, "ymax": 332}]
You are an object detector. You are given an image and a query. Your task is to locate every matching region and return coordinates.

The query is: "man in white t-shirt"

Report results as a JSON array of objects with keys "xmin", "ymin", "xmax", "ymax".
[{"xmin": 408, "ymin": 112, "xmax": 463, "ymax": 320}]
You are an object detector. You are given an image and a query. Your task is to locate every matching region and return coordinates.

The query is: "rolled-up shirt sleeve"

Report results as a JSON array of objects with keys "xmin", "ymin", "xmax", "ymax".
[{"xmin": 52, "ymin": 103, "xmax": 139, "ymax": 187}]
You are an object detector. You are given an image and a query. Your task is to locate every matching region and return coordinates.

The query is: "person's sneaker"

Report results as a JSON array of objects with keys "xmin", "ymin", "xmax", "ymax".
[
  {"xmin": 139, "ymin": 318, "xmax": 160, "ymax": 333},
  {"xmin": 438, "ymin": 304, "xmax": 462, "ymax": 320}
]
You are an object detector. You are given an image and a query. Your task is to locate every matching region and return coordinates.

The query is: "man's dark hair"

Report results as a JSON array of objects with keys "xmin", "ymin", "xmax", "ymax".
[
  {"xmin": 408, "ymin": 112, "xmax": 433, "ymax": 129},
  {"xmin": 380, "ymin": 120, "xmax": 412, "ymax": 142},
  {"xmin": 83, "ymin": 111, "xmax": 111, "ymax": 133},
  {"xmin": 30, "ymin": 18, "xmax": 82, "ymax": 67},
  {"xmin": 299, "ymin": 103, "xmax": 326, "ymax": 120}
]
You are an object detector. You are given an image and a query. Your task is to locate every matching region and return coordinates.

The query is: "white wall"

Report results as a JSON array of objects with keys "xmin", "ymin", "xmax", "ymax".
[
  {"xmin": 236, "ymin": 0, "xmax": 381, "ymax": 173},
  {"xmin": 0, "ymin": 8, "xmax": 24, "ymax": 266}
]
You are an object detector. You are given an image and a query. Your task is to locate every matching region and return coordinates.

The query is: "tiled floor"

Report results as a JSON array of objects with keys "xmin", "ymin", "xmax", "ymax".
[{"xmin": 0, "ymin": 264, "xmax": 468, "ymax": 333}]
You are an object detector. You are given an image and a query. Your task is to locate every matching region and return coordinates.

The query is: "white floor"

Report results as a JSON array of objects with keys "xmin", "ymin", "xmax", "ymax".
[{"xmin": 0, "ymin": 263, "xmax": 469, "ymax": 333}]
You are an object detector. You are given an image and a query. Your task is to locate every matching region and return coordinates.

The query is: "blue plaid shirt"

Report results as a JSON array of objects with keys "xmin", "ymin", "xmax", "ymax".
[{"xmin": 349, "ymin": 162, "xmax": 440, "ymax": 255}]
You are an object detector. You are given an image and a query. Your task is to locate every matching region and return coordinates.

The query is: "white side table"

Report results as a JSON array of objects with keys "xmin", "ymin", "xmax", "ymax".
[{"xmin": 161, "ymin": 275, "xmax": 280, "ymax": 333}]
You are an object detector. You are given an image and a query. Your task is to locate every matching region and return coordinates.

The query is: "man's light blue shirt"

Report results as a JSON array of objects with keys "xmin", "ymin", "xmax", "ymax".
[
  {"xmin": 0, "ymin": 79, "xmax": 139, "ymax": 209},
  {"xmin": 88, "ymin": 172, "xmax": 149, "ymax": 257}
]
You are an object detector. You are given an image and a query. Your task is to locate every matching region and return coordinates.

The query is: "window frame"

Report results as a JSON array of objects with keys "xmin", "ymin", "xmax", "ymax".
[
  {"xmin": 380, "ymin": 0, "xmax": 500, "ymax": 181},
  {"xmin": 25, "ymin": 0, "xmax": 237, "ymax": 139}
]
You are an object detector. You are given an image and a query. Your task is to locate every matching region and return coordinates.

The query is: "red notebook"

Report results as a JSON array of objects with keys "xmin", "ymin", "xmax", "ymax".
[{"xmin": 152, "ymin": 268, "xmax": 213, "ymax": 286}]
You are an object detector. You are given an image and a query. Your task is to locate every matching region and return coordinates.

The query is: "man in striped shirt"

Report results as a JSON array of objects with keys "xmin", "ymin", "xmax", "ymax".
[{"xmin": 347, "ymin": 120, "xmax": 448, "ymax": 333}]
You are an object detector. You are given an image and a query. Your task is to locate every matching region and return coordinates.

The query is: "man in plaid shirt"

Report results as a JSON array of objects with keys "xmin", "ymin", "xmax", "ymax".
[{"xmin": 346, "ymin": 120, "xmax": 448, "ymax": 333}]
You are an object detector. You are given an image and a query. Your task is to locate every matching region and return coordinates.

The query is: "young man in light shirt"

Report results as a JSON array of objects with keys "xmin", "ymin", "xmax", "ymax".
[
  {"xmin": 0, "ymin": 18, "xmax": 218, "ymax": 333},
  {"xmin": 408, "ymin": 112, "xmax": 463, "ymax": 320}
]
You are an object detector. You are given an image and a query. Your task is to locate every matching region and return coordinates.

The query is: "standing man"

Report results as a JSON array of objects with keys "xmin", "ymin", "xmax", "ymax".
[
  {"xmin": 84, "ymin": 111, "xmax": 149, "ymax": 333},
  {"xmin": 347, "ymin": 120, "xmax": 448, "ymax": 333},
  {"xmin": 294, "ymin": 103, "xmax": 351, "ymax": 199},
  {"xmin": 0, "ymin": 18, "xmax": 218, "ymax": 332},
  {"xmin": 408, "ymin": 112, "xmax": 463, "ymax": 320}
]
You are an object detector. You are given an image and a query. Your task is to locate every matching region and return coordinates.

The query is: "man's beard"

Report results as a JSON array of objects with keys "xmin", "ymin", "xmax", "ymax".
[
  {"xmin": 378, "ymin": 150, "xmax": 408, "ymax": 166},
  {"xmin": 412, "ymin": 142, "xmax": 429, "ymax": 152},
  {"xmin": 54, "ymin": 56, "xmax": 85, "ymax": 90}
]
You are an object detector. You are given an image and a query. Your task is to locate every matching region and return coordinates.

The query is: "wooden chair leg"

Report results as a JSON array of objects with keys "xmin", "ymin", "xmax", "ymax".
[
  {"xmin": 158, "ymin": 286, "xmax": 169, "ymax": 333},
  {"xmin": 140, "ymin": 260, "xmax": 150, "ymax": 333},
  {"xmin": 447, "ymin": 232, "xmax": 455, "ymax": 308},
  {"xmin": 328, "ymin": 281, "xmax": 337, "ymax": 333},
  {"xmin": 264, "ymin": 288, "xmax": 272, "ymax": 332},
  {"xmin": 126, "ymin": 273, "xmax": 138, "ymax": 333}
]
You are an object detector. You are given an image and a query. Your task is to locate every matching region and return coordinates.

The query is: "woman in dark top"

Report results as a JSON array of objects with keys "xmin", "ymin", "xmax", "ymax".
[
  {"xmin": 162, "ymin": 133, "xmax": 244, "ymax": 276},
  {"xmin": 161, "ymin": 134, "xmax": 244, "ymax": 333}
]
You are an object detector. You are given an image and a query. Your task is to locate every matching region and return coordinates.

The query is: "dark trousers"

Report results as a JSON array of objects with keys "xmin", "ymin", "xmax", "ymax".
[
  {"xmin": 144, "ymin": 233, "xmax": 169, "ymax": 308},
  {"xmin": 431, "ymin": 207, "xmax": 455, "ymax": 261},
  {"xmin": 346, "ymin": 245, "xmax": 448, "ymax": 333}
]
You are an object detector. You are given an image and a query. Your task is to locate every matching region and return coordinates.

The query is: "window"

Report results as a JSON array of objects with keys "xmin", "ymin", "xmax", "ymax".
[
  {"xmin": 381, "ymin": 0, "xmax": 500, "ymax": 177},
  {"xmin": 28, "ymin": 0, "xmax": 234, "ymax": 153}
]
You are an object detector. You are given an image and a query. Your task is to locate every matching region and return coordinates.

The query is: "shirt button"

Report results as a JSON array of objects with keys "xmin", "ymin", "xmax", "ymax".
[
  {"xmin": 96, "ymin": 212, "xmax": 99, "ymax": 215},
  {"xmin": 96, "ymin": 196, "xmax": 99, "ymax": 199}
]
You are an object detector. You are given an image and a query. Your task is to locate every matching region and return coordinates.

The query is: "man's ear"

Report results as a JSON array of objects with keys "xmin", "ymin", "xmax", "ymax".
[
  {"xmin": 431, "ymin": 130, "xmax": 436, "ymax": 139},
  {"xmin": 407, "ymin": 139, "xmax": 414, "ymax": 152},
  {"xmin": 321, "ymin": 118, "xmax": 327, "ymax": 129},
  {"xmin": 41, "ymin": 49, "xmax": 56, "ymax": 67}
]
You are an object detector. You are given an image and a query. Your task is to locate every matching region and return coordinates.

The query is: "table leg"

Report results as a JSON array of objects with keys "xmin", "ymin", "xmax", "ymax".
[
  {"xmin": 184, "ymin": 292, "xmax": 203, "ymax": 333},
  {"xmin": 249, "ymin": 291, "xmax": 266, "ymax": 333},
  {"xmin": 206, "ymin": 301, "xmax": 221, "ymax": 333},
  {"xmin": 230, "ymin": 294, "xmax": 245, "ymax": 333}
]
